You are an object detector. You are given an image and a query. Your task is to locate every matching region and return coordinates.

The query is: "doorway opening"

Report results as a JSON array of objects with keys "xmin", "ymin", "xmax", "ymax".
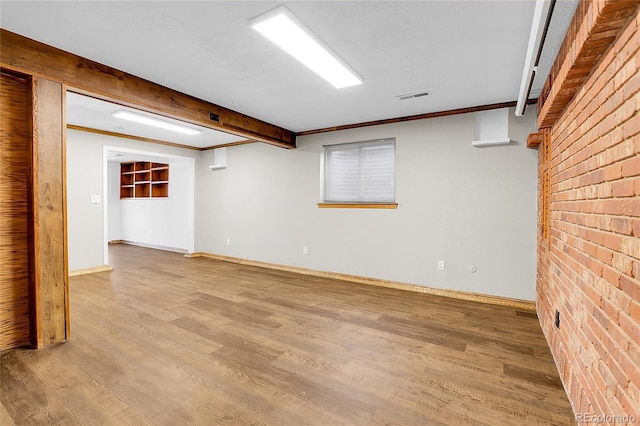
[
  {"xmin": 65, "ymin": 91, "xmax": 241, "ymax": 273},
  {"xmin": 102, "ymin": 146, "xmax": 196, "ymax": 267}
]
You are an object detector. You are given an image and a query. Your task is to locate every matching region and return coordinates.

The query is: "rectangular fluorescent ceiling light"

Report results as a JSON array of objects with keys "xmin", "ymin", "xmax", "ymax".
[
  {"xmin": 249, "ymin": 6, "xmax": 363, "ymax": 89},
  {"xmin": 112, "ymin": 110, "xmax": 202, "ymax": 135}
]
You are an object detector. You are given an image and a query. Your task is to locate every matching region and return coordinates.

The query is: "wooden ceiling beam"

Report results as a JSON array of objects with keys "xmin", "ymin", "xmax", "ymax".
[
  {"xmin": 1, "ymin": 29, "xmax": 296, "ymax": 149},
  {"xmin": 526, "ymin": 132, "xmax": 544, "ymax": 149},
  {"xmin": 297, "ymin": 100, "xmax": 538, "ymax": 136}
]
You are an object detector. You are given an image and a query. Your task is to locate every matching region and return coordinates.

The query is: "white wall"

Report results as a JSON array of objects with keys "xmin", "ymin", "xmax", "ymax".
[
  {"xmin": 196, "ymin": 108, "xmax": 539, "ymax": 300},
  {"xmin": 67, "ymin": 135, "xmax": 105, "ymax": 271},
  {"xmin": 68, "ymin": 108, "xmax": 539, "ymax": 300},
  {"xmin": 108, "ymin": 161, "xmax": 123, "ymax": 241},
  {"xmin": 66, "ymin": 129, "xmax": 197, "ymax": 271}
]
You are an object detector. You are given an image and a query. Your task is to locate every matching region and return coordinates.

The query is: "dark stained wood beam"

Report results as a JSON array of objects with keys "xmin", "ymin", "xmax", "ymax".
[
  {"xmin": 67, "ymin": 124, "xmax": 256, "ymax": 151},
  {"xmin": 67, "ymin": 125, "xmax": 201, "ymax": 151},
  {"xmin": 526, "ymin": 132, "xmax": 544, "ymax": 149},
  {"xmin": 1, "ymin": 29, "xmax": 296, "ymax": 149},
  {"xmin": 298, "ymin": 100, "xmax": 538, "ymax": 136},
  {"xmin": 30, "ymin": 76, "xmax": 68, "ymax": 348},
  {"xmin": 200, "ymin": 140, "xmax": 257, "ymax": 150}
]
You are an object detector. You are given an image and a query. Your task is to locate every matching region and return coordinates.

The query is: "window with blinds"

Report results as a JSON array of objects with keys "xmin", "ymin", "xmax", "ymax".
[{"xmin": 323, "ymin": 138, "xmax": 396, "ymax": 203}]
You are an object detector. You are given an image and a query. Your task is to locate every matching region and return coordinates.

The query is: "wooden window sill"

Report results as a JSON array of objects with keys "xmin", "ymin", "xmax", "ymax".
[{"xmin": 317, "ymin": 203, "xmax": 398, "ymax": 209}]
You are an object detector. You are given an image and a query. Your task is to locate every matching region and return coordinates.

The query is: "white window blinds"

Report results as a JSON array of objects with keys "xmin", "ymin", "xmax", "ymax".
[{"xmin": 323, "ymin": 138, "xmax": 396, "ymax": 203}]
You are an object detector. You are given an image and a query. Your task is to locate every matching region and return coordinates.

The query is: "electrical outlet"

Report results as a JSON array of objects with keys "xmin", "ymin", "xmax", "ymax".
[
  {"xmin": 226, "ymin": 238, "xmax": 231, "ymax": 246},
  {"xmin": 303, "ymin": 247, "xmax": 309, "ymax": 255},
  {"xmin": 437, "ymin": 260, "xmax": 445, "ymax": 271}
]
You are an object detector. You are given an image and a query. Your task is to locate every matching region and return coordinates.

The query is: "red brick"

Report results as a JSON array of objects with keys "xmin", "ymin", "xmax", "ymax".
[
  {"xmin": 538, "ymin": 2, "xmax": 640, "ymax": 418},
  {"xmin": 601, "ymin": 355, "xmax": 625, "ymax": 389},
  {"xmin": 633, "ymin": 259, "xmax": 640, "ymax": 279},
  {"xmin": 600, "ymin": 294, "xmax": 623, "ymax": 322},
  {"xmin": 623, "ymin": 114, "xmax": 640, "ymax": 138},
  {"xmin": 603, "ymin": 163, "xmax": 623, "ymax": 181},
  {"xmin": 631, "ymin": 220, "xmax": 640, "ymax": 238},
  {"xmin": 602, "ymin": 126, "xmax": 625, "ymax": 151},
  {"xmin": 605, "ymin": 90, "xmax": 624, "ymax": 115},
  {"xmin": 584, "ymin": 240, "xmax": 599, "ymax": 256},
  {"xmin": 621, "ymin": 198, "xmax": 640, "ymax": 216},
  {"xmin": 617, "ymin": 387, "xmax": 637, "ymax": 416},
  {"xmin": 603, "ymin": 265, "xmax": 622, "ymax": 286},
  {"xmin": 623, "ymin": 70, "xmax": 640, "ymax": 100},
  {"xmin": 599, "ymin": 199, "xmax": 624, "ymax": 215},
  {"xmin": 631, "ymin": 301, "xmax": 640, "ymax": 322},
  {"xmin": 629, "ymin": 340, "xmax": 640, "ymax": 369},
  {"xmin": 611, "ymin": 179, "xmax": 636, "ymax": 197},
  {"xmin": 595, "ymin": 246, "xmax": 614, "ymax": 264},
  {"xmin": 621, "ymin": 155, "xmax": 640, "ymax": 177},
  {"xmin": 591, "ymin": 360, "xmax": 610, "ymax": 390},
  {"xmin": 610, "ymin": 216, "xmax": 634, "ymax": 234},
  {"xmin": 628, "ymin": 383, "xmax": 639, "ymax": 409},
  {"xmin": 585, "ymin": 286, "xmax": 602, "ymax": 306},
  {"xmin": 602, "ymin": 232, "xmax": 623, "ymax": 251},
  {"xmin": 616, "ymin": 349, "xmax": 640, "ymax": 389},
  {"xmin": 621, "ymin": 236, "xmax": 640, "ymax": 258},
  {"xmin": 614, "ymin": 139, "xmax": 636, "ymax": 162},
  {"xmin": 612, "ymin": 253, "xmax": 633, "ymax": 275},
  {"xmin": 594, "ymin": 305, "xmax": 612, "ymax": 329},
  {"xmin": 619, "ymin": 311, "xmax": 640, "ymax": 343},
  {"xmin": 620, "ymin": 275, "xmax": 640, "ymax": 300},
  {"xmin": 610, "ymin": 286, "xmax": 632, "ymax": 312}
]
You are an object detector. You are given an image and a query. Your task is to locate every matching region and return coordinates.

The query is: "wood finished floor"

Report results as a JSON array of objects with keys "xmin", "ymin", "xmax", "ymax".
[{"xmin": 1, "ymin": 244, "xmax": 574, "ymax": 425}]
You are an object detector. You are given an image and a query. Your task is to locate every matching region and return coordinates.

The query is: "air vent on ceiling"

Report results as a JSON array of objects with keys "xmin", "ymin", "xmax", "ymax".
[{"xmin": 396, "ymin": 91, "xmax": 430, "ymax": 100}]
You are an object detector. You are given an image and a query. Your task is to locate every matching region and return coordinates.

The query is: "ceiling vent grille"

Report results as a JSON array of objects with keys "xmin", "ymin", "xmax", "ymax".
[{"xmin": 396, "ymin": 91, "xmax": 430, "ymax": 100}]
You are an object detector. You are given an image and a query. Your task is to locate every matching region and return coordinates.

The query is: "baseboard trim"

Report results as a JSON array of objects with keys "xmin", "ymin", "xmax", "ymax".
[
  {"xmin": 69, "ymin": 265, "xmax": 113, "ymax": 277},
  {"xmin": 187, "ymin": 252, "xmax": 536, "ymax": 311},
  {"xmin": 120, "ymin": 240, "xmax": 187, "ymax": 254}
]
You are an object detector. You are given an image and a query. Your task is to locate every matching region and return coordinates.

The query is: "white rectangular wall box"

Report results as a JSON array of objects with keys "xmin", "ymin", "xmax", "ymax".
[
  {"xmin": 472, "ymin": 108, "xmax": 511, "ymax": 147},
  {"xmin": 209, "ymin": 147, "xmax": 227, "ymax": 170}
]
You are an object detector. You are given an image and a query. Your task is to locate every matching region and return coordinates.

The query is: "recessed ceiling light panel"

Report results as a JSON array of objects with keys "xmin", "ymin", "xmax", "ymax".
[
  {"xmin": 112, "ymin": 110, "xmax": 202, "ymax": 135},
  {"xmin": 250, "ymin": 6, "xmax": 363, "ymax": 89}
]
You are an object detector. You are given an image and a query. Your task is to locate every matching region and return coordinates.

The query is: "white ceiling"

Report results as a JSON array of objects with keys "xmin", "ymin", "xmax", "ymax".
[
  {"xmin": 1, "ymin": 1, "xmax": 578, "ymax": 144},
  {"xmin": 67, "ymin": 92, "xmax": 247, "ymax": 149}
]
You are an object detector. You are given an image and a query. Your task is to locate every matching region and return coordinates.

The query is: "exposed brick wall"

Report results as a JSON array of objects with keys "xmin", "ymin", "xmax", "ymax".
[{"xmin": 537, "ymin": 2, "xmax": 640, "ymax": 420}]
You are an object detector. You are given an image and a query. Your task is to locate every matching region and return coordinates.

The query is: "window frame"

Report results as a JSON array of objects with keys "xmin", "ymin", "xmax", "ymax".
[{"xmin": 319, "ymin": 138, "xmax": 397, "ymax": 209}]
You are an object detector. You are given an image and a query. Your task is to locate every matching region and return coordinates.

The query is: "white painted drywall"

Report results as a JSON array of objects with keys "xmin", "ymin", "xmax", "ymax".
[
  {"xmin": 196, "ymin": 107, "xmax": 539, "ymax": 300},
  {"xmin": 69, "ymin": 108, "xmax": 538, "ymax": 300},
  {"xmin": 108, "ymin": 161, "xmax": 123, "ymax": 241},
  {"xmin": 66, "ymin": 135, "xmax": 105, "ymax": 271},
  {"xmin": 66, "ymin": 129, "xmax": 197, "ymax": 271}
]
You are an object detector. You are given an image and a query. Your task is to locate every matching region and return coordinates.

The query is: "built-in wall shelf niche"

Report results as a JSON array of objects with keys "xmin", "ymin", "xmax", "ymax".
[{"xmin": 120, "ymin": 161, "xmax": 169, "ymax": 199}]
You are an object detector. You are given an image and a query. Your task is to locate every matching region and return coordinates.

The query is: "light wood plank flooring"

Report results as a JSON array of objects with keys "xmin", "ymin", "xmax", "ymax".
[{"xmin": 1, "ymin": 244, "xmax": 574, "ymax": 425}]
